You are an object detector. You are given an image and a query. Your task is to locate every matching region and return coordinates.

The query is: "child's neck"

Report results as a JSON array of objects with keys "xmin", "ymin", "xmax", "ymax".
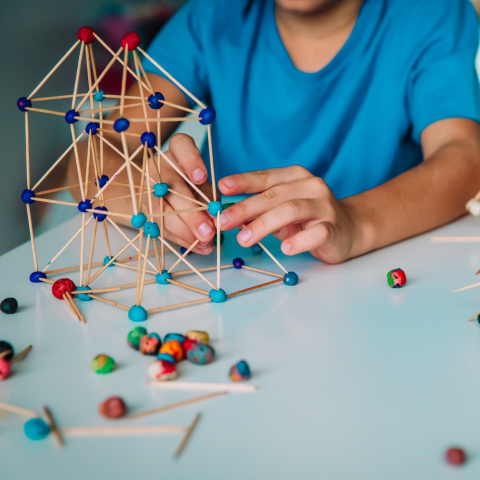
[{"xmin": 275, "ymin": 0, "xmax": 364, "ymax": 72}]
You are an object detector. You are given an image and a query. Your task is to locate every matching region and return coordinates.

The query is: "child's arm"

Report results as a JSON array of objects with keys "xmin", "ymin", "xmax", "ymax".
[{"xmin": 216, "ymin": 118, "xmax": 480, "ymax": 263}]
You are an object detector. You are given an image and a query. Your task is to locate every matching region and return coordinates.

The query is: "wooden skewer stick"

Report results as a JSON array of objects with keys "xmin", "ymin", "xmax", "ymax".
[
  {"xmin": 453, "ymin": 281, "xmax": 480, "ymax": 293},
  {"xmin": 430, "ymin": 236, "xmax": 480, "ymax": 242},
  {"xmin": 148, "ymin": 381, "xmax": 258, "ymax": 392},
  {"xmin": 241, "ymin": 266, "xmax": 284, "ymax": 278},
  {"xmin": 36, "ymin": 183, "xmax": 90, "ymax": 196},
  {"xmin": 128, "ymin": 392, "xmax": 227, "ymax": 421},
  {"xmin": 166, "ymin": 279, "xmax": 209, "ymax": 296},
  {"xmin": 62, "ymin": 425, "xmax": 185, "ymax": 437},
  {"xmin": 79, "ymin": 213, "xmax": 86, "ymax": 287},
  {"xmin": 138, "ymin": 234, "xmax": 150, "ymax": 305},
  {"xmin": 32, "ymin": 131, "xmax": 85, "ymax": 191},
  {"xmin": 128, "ymin": 117, "xmax": 201, "ymax": 123},
  {"xmin": 65, "ymin": 291, "xmax": 85, "ymax": 324},
  {"xmin": 138, "ymin": 47, "xmax": 206, "ymax": 109},
  {"xmin": 227, "ymin": 278, "xmax": 284, "ymax": 298},
  {"xmin": 85, "ymin": 208, "xmax": 132, "ymax": 220},
  {"xmin": 25, "ymin": 106, "xmax": 65, "ymax": 117},
  {"xmin": 72, "ymin": 42, "xmax": 85, "ymax": 109},
  {"xmin": 168, "ymin": 240, "xmax": 199, "ymax": 273},
  {"xmin": 42, "ymin": 406, "xmax": 65, "ymax": 448},
  {"xmin": 172, "ymin": 265, "xmax": 233, "ymax": 277},
  {"xmin": 71, "ymin": 279, "xmax": 157, "ymax": 295},
  {"xmin": 120, "ymin": 44, "xmax": 129, "ymax": 116},
  {"xmin": 26, "ymin": 204, "xmax": 38, "ymax": 271},
  {"xmin": 174, "ymin": 413, "xmax": 201, "ymax": 459},
  {"xmin": 86, "ymin": 220, "xmax": 99, "ymax": 285},
  {"xmin": 167, "ymin": 188, "xmax": 207, "ymax": 207},
  {"xmin": 79, "ymin": 102, "xmax": 144, "ymax": 114},
  {"xmin": 62, "ymin": 293, "xmax": 81, "ymax": 322},
  {"xmin": 121, "ymin": 132, "xmax": 139, "ymax": 216},
  {"xmin": 102, "ymin": 221, "xmax": 112, "ymax": 259},
  {"xmin": 73, "ymin": 116, "xmax": 115, "ymax": 125},
  {"xmin": 469, "ymin": 313, "xmax": 480, "ymax": 322},
  {"xmin": 43, "ymin": 216, "xmax": 94, "ymax": 273},
  {"xmin": 133, "ymin": 50, "xmax": 152, "ymax": 133},
  {"xmin": 217, "ymin": 212, "xmax": 221, "ymax": 289},
  {"xmin": 0, "ymin": 350, "xmax": 12, "ymax": 359},
  {"xmin": 31, "ymin": 93, "xmax": 89, "ymax": 102},
  {"xmin": 147, "ymin": 297, "xmax": 212, "ymax": 314},
  {"xmin": 30, "ymin": 197, "xmax": 78, "ymax": 207},
  {"xmin": 159, "ymin": 99, "xmax": 198, "ymax": 115},
  {"xmin": 86, "ymin": 294, "xmax": 130, "ymax": 311},
  {"xmin": 147, "ymin": 206, "xmax": 209, "ymax": 218},
  {"xmin": 26, "ymin": 112, "xmax": 30, "ymax": 189},
  {"xmin": 39, "ymin": 277, "xmax": 55, "ymax": 284},
  {"xmin": 98, "ymin": 128, "xmax": 142, "ymax": 138},
  {"xmin": 71, "ymin": 124, "xmax": 85, "ymax": 201},
  {"xmin": 28, "ymin": 40, "xmax": 80, "ymax": 99},
  {"xmin": 0, "ymin": 402, "xmax": 38, "ymax": 418},
  {"xmin": 10, "ymin": 345, "xmax": 33, "ymax": 364}
]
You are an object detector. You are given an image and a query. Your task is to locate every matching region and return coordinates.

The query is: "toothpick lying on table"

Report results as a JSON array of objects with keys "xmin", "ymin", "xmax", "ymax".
[
  {"xmin": 43, "ymin": 405, "xmax": 64, "ymax": 448},
  {"xmin": 10, "ymin": 345, "xmax": 33, "ymax": 364},
  {"xmin": 147, "ymin": 381, "xmax": 257, "ymax": 392},
  {"xmin": 0, "ymin": 401, "xmax": 38, "ymax": 418}
]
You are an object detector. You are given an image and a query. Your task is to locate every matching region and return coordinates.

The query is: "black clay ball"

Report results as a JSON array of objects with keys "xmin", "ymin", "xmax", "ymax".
[
  {"xmin": 1, "ymin": 298, "xmax": 18, "ymax": 314},
  {"xmin": 0, "ymin": 341, "xmax": 14, "ymax": 361}
]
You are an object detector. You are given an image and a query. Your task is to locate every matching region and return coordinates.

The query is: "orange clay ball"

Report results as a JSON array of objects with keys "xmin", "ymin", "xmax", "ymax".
[{"xmin": 159, "ymin": 339, "xmax": 184, "ymax": 362}]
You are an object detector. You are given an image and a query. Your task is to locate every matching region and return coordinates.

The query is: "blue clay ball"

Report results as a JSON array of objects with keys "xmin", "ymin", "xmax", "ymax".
[
  {"xmin": 233, "ymin": 258, "xmax": 244, "ymax": 269},
  {"xmin": 164, "ymin": 333, "xmax": 185, "ymax": 343},
  {"xmin": 199, "ymin": 107, "xmax": 216, "ymax": 125},
  {"xmin": 128, "ymin": 305, "xmax": 147, "ymax": 322},
  {"xmin": 17, "ymin": 97, "xmax": 32, "ymax": 112},
  {"xmin": 187, "ymin": 343, "xmax": 216, "ymax": 365},
  {"xmin": 131, "ymin": 212, "xmax": 147, "ymax": 228},
  {"xmin": 93, "ymin": 206, "xmax": 108, "ymax": 222},
  {"xmin": 148, "ymin": 92, "xmax": 165, "ymax": 109},
  {"xmin": 157, "ymin": 352, "xmax": 175, "ymax": 363},
  {"xmin": 144, "ymin": 222, "xmax": 160, "ymax": 238},
  {"xmin": 156, "ymin": 270, "xmax": 172, "ymax": 285},
  {"xmin": 96, "ymin": 175, "xmax": 109, "ymax": 188},
  {"xmin": 208, "ymin": 201, "xmax": 223, "ymax": 216},
  {"xmin": 65, "ymin": 109, "xmax": 79, "ymax": 124},
  {"xmin": 140, "ymin": 131, "xmax": 156, "ymax": 148},
  {"xmin": 149, "ymin": 333, "xmax": 161, "ymax": 342},
  {"xmin": 21, "ymin": 189, "xmax": 35, "ymax": 204},
  {"xmin": 153, "ymin": 183, "xmax": 169, "ymax": 198},
  {"xmin": 77, "ymin": 199, "xmax": 92, "ymax": 213},
  {"xmin": 30, "ymin": 271, "xmax": 46, "ymax": 283},
  {"xmin": 85, "ymin": 122, "xmax": 99, "ymax": 135},
  {"xmin": 24, "ymin": 418, "xmax": 50, "ymax": 440},
  {"xmin": 94, "ymin": 89, "xmax": 105, "ymax": 102},
  {"xmin": 284, "ymin": 271, "xmax": 298, "ymax": 286},
  {"xmin": 75, "ymin": 286, "xmax": 92, "ymax": 301},
  {"xmin": 209, "ymin": 288, "xmax": 227, "ymax": 303},
  {"xmin": 180, "ymin": 246, "xmax": 192, "ymax": 256},
  {"xmin": 251, "ymin": 244, "xmax": 262, "ymax": 254},
  {"xmin": 113, "ymin": 118, "xmax": 130, "ymax": 133},
  {"xmin": 103, "ymin": 255, "xmax": 115, "ymax": 267}
]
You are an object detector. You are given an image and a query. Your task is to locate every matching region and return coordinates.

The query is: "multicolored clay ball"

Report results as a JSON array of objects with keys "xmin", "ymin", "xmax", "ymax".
[
  {"xmin": 148, "ymin": 359, "xmax": 178, "ymax": 381},
  {"xmin": 183, "ymin": 338, "xmax": 197, "ymax": 354},
  {"xmin": 185, "ymin": 330, "xmax": 209, "ymax": 344},
  {"xmin": 159, "ymin": 340, "xmax": 184, "ymax": 362},
  {"xmin": 387, "ymin": 268, "xmax": 407, "ymax": 288},
  {"xmin": 127, "ymin": 326, "xmax": 147, "ymax": 350},
  {"xmin": 139, "ymin": 333, "xmax": 162, "ymax": 356},
  {"xmin": 187, "ymin": 343, "xmax": 215, "ymax": 365},
  {"xmin": 24, "ymin": 418, "xmax": 51, "ymax": 440},
  {"xmin": 0, "ymin": 340, "xmax": 14, "ymax": 361},
  {"xmin": 229, "ymin": 360, "xmax": 251, "ymax": 382},
  {"xmin": 91, "ymin": 354, "xmax": 115, "ymax": 374},
  {"xmin": 99, "ymin": 396, "xmax": 127, "ymax": 419},
  {"xmin": 445, "ymin": 447, "xmax": 467, "ymax": 466},
  {"xmin": 0, "ymin": 358, "xmax": 12, "ymax": 381}
]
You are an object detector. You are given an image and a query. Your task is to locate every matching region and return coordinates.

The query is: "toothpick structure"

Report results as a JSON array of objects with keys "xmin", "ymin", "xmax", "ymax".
[{"xmin": 19, "ymin": 27, "xmax": 298, "ymax": 323}]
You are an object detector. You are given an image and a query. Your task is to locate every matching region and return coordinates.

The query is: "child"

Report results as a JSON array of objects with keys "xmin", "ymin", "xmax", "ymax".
[{"xmin": 68, "ymin": 0, "xmax": 480, "ymax": 263}]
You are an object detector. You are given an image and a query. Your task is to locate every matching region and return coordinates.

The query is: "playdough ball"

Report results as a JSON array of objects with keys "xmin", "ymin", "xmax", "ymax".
[
  {"xmin": 139, "ymin": 334, "xmax": 162, "ymax": 356},
  {"xmin": 187, "ymin": 343, "xmax": 215, "ymax": 365},
  {"xmin": 209, "ymin": 288, "xmax": 227, "ymax": 303},
  {"xmin": 121, "ymin": 31, "xmax": 141, "ymax": 51},
  {"xmin": 0, "ymin": 358, "xmax": 12, "ymax": 381},
  {"xmin": 99, "ymin": 396, "xmax": 127, "ymax": 419},
  {"xmin": 0, "ymin": 341, "xmax": 14, "ymax": 361},
  {"xmin": 77, "ymin": 26, "xmax": 95, "ymax": 44},
  {"xmin": 131, "ymin": 212, "xmax": 147, "ymax": 228},
  {"xmin": 148, "ymin": 359, "xmax": 178, "ymax": 381},
  {"xmin": 229, "ymin": 360, "xmax": 251, "ymax": 382},
  {"xmin": 94, "ymin": 89, "xmax": 105, "ymax": 102},
  {"xmin": 164, "ymin": 333, "xmax": 185, "ymax": 344},
  {"xmin": 387, "ymin": 268, "xmax": 407, "ymax": 288},
  {"xmin": 233, "ymin": 258, "xmax": 244, "ymax": 269},
  {"xmin": 183, "ymin": 338, "xmax": 197, "ymax": 354},
  {"xmin": 143, "ymin": 221, "xmax": 160, "ymax": 238},
  {"xmin": 445, "ymin": 447, "xmax": 467, "ymax": 466},
  {"xmin": 92, "ymin": 354, "xmax": 115, "ymax": 374},
  {"xmin": 75, "ymin": 286, "xmax": 92, "ymax": 301},
  {"xmin": 185, "ymin": 330, "xmax": 210, "ymax": 344},
  {"xmin": 251, "ymin": 244, "xmax": 262, "ymax": 254},
  {"xmin": 159, "ymin": 340, "xmax": 184, "ymax": 362},
  {"xmin": 153, "ymin": 182, "xmax": 169, "ymax": 198},
  {"xmin": 284, "ymin": 271, "xmax": 299, "ymax": 286},
  {"xmin": 208, "ymin": 201, "xmax": 223, "ymax": 216},
  {"xmin": 212, "ymin": 232, "xmax": 225, "ymax": 246},
  {"xmin": 127, "ymin": 326, "xmax": 147, "ymax": 350},
  {"xmin": 52, "ymin": 278, "xmax": 76, "ymax": 300},
  {"xmin": 148, "ymin": 92, "xmax": 165, "ymax": 110},
  {"xmin": 1, "ymin": 298, "xmax": 18, "ymax": 314},
  {"xmin": 128, "ymin": 305, "xmax": 148, "ymax": 322},
  {"xmin": 199, "ymin": 107, "xmax": 216, "ymax": 125},
  {"xmin": 140, "ymin": 131, "xmax": 156, "ymax": 148},
  {"xmin": 24, "ymin": 418, "xmax": 50, "ymax": 440},
  {"xmin": 113, "ymin": 117, "xmax": 129, "ymax": 133}
]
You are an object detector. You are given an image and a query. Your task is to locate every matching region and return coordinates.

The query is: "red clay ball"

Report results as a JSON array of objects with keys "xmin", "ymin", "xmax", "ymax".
[
  {"xmin": 52, "ymin": 278, "xmax": 76, "ymax": 300},
  {"xmin": 121, "ymin": 32, "xmax": 141, "ymax": 51},
  {"xmin": 445, "ymin": 447, "xmax": 467, "ymax": 466},
  {"xmin": 0, "ymin": 358, "xmax": 11, "ymax": 381},
  {"xmin": 99, "ymin": 397, "xmax": 127, "ymax": 419},
  {"xmin": 77, "ymin": 27, "xmax": 95, "ymax": 44},
  {"xmin": 183, "ymin": 338, "xmax": 197, "ymax": 353}
]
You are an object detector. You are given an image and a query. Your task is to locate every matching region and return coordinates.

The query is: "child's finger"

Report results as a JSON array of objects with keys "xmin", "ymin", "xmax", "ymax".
[
  {"xmin": 168, "ymin": 133, "xmax": 209, "ymax": 185},
  {"xmin": 280, "ymin": 223, "xmax": 333, "ymax": 256},
  {"xmin": 234, "ymin": 198, "xmax": 319, "ymax": 247},
  {"xmin": 218, "ymin": 165, "xmax": 312, "ymax": 195}
]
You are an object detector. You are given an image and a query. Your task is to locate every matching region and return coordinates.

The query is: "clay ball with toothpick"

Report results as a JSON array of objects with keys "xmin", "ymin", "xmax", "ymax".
[
  {"xmin": 0, "ymin": 341, "xmax": 14, "ymax": 361},
  {"xmin": 51, "ymin": 278, "xmax": 76, "ymax": 300}
]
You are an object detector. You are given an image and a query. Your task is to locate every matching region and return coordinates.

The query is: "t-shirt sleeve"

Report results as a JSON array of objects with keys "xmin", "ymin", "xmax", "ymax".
[
  {"xmin": 407, "ymin": 0, "xmax": 480, "ymax": 143},
  {"xmin": 141, "ymin": 0, "xmax": 209, "ymax": 108}
]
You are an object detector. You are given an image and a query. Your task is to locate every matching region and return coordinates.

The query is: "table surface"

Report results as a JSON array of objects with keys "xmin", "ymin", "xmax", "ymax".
[{"xmin": 2, "ymin": 212, "xmax": 480, "ymax": 479}]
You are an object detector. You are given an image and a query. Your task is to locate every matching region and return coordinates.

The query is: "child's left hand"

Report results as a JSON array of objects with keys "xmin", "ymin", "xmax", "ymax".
[{"xmin": 217, "ymin": 166, "xmax": 362, "ymax": 264}]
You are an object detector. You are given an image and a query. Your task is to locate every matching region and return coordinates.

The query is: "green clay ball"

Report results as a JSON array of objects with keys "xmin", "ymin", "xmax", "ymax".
[
  {"xmin": 92, "ymin": 354, "xmax": 115, "ymax": 374},
  {"xmin": 127, "ymin": 326, "xmax": 147, "ymax": 350},
  {"xmin": 212, "ymin": 232, "xmax": 225, "ymax": 246},
  {"xmin": 222, "ymin": 202, "xmax": 235, "ymax": 210}
]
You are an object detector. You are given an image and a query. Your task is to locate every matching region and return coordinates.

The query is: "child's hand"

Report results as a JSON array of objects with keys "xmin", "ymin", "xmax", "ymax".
[{"xmin": 217, "ymin": 166, "xmax": 362, "ymax": 264}]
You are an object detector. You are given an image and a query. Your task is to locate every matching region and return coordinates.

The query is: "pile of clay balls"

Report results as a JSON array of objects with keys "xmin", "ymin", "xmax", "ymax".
[{"xmin": 127, "ymin": 327, "xmax": 216, "ymax": 381}]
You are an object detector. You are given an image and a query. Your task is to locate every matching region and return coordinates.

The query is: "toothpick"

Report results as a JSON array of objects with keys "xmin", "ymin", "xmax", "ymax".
[
  {"xmin": 63, "ymin": 293, "xmax": 81, "ymax": 322},
  {"xmin": 87, "ymin": 294, "xmax": 130, "ymax": 311},
  {"xmin": 174, "ymin": 413, "xmax": 201, "ymax": 459},
  {"xmin": 148, "ymin": 381, "xmax": 257, "ymax": 393},
  {"xmin": 430, "ymin": 236, "xmax": 480, "ymax": 242},
  {"xmin": 167, "ymin": 188, "xmax": 207, "ymax": 207},
  {"xmin": 79, "ymin": 213, "xmax": 86, "ymax": 287},
  {"xmin": 10, "ymin": 345, "xmax": 33, "ymax": 364},
  {"xmin": 72, "ymin": 42, "xmax": 85, "ymax": 109},
  {"xmin": 227, "ymin": 278, "xmax": 284, "ymax": 298},
  {"xmin": 136, "ymin": 232, "xmax": 143, "ymax": 306},
  {"xmin": 241, "ymin": 266, "xmax": 284, "ymax": 278},
  {"xmin": 42, "ymin": 406, "xmax": 64, "ymax": 448},
  {"xmin": 138, "ymin": 234, "xmax": 150, "ymax": 305},
  {"xmin": 120, "ymin": 45, "xmax": 129, "ymax": 117},
  {"xmin": 26, "ymin": 205, "xmax": 38, "ymax": 271},
  {"xmin": 62, "ymin": 425, "xmax": 184, "ymax": 437},
  {"xmin": 70, "ymin": 124, "xmax": 85, "ymax": 200},
  {"xmin": 168, "ymin": 240, "xmax": 199, "ymax": 273},
  {"xmin": 86, "ymin": 219, "xmax": 98, "ymax": 284},
  {"xmin": 0, "ymin": 402, "xmax": 38, "ymax": 418},
  {"xmin": 166, "ymin": 278, "xmax": 209, "ymax": 296},
  {"xmin": 217, "ymin": 212, "xmax": 221, "ymax": 289},
  {"xmin": 147, "ymin": 297, "xmax": 212, "ymax": 314},
  {"xmin": 25, "ymin": 112, "xmax": 30, "ymax": 189}
]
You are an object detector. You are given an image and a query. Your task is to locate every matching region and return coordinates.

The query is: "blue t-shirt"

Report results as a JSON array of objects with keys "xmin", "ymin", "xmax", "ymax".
[{"xmin": 143, "ymin": 0, "xmax": 480, "ymax": 199}]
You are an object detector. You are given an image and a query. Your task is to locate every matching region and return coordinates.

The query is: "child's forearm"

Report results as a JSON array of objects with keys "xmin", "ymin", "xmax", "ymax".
[{"xmin": 345, "ymin": 118, "xmax": 480, "ymax": 257}]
